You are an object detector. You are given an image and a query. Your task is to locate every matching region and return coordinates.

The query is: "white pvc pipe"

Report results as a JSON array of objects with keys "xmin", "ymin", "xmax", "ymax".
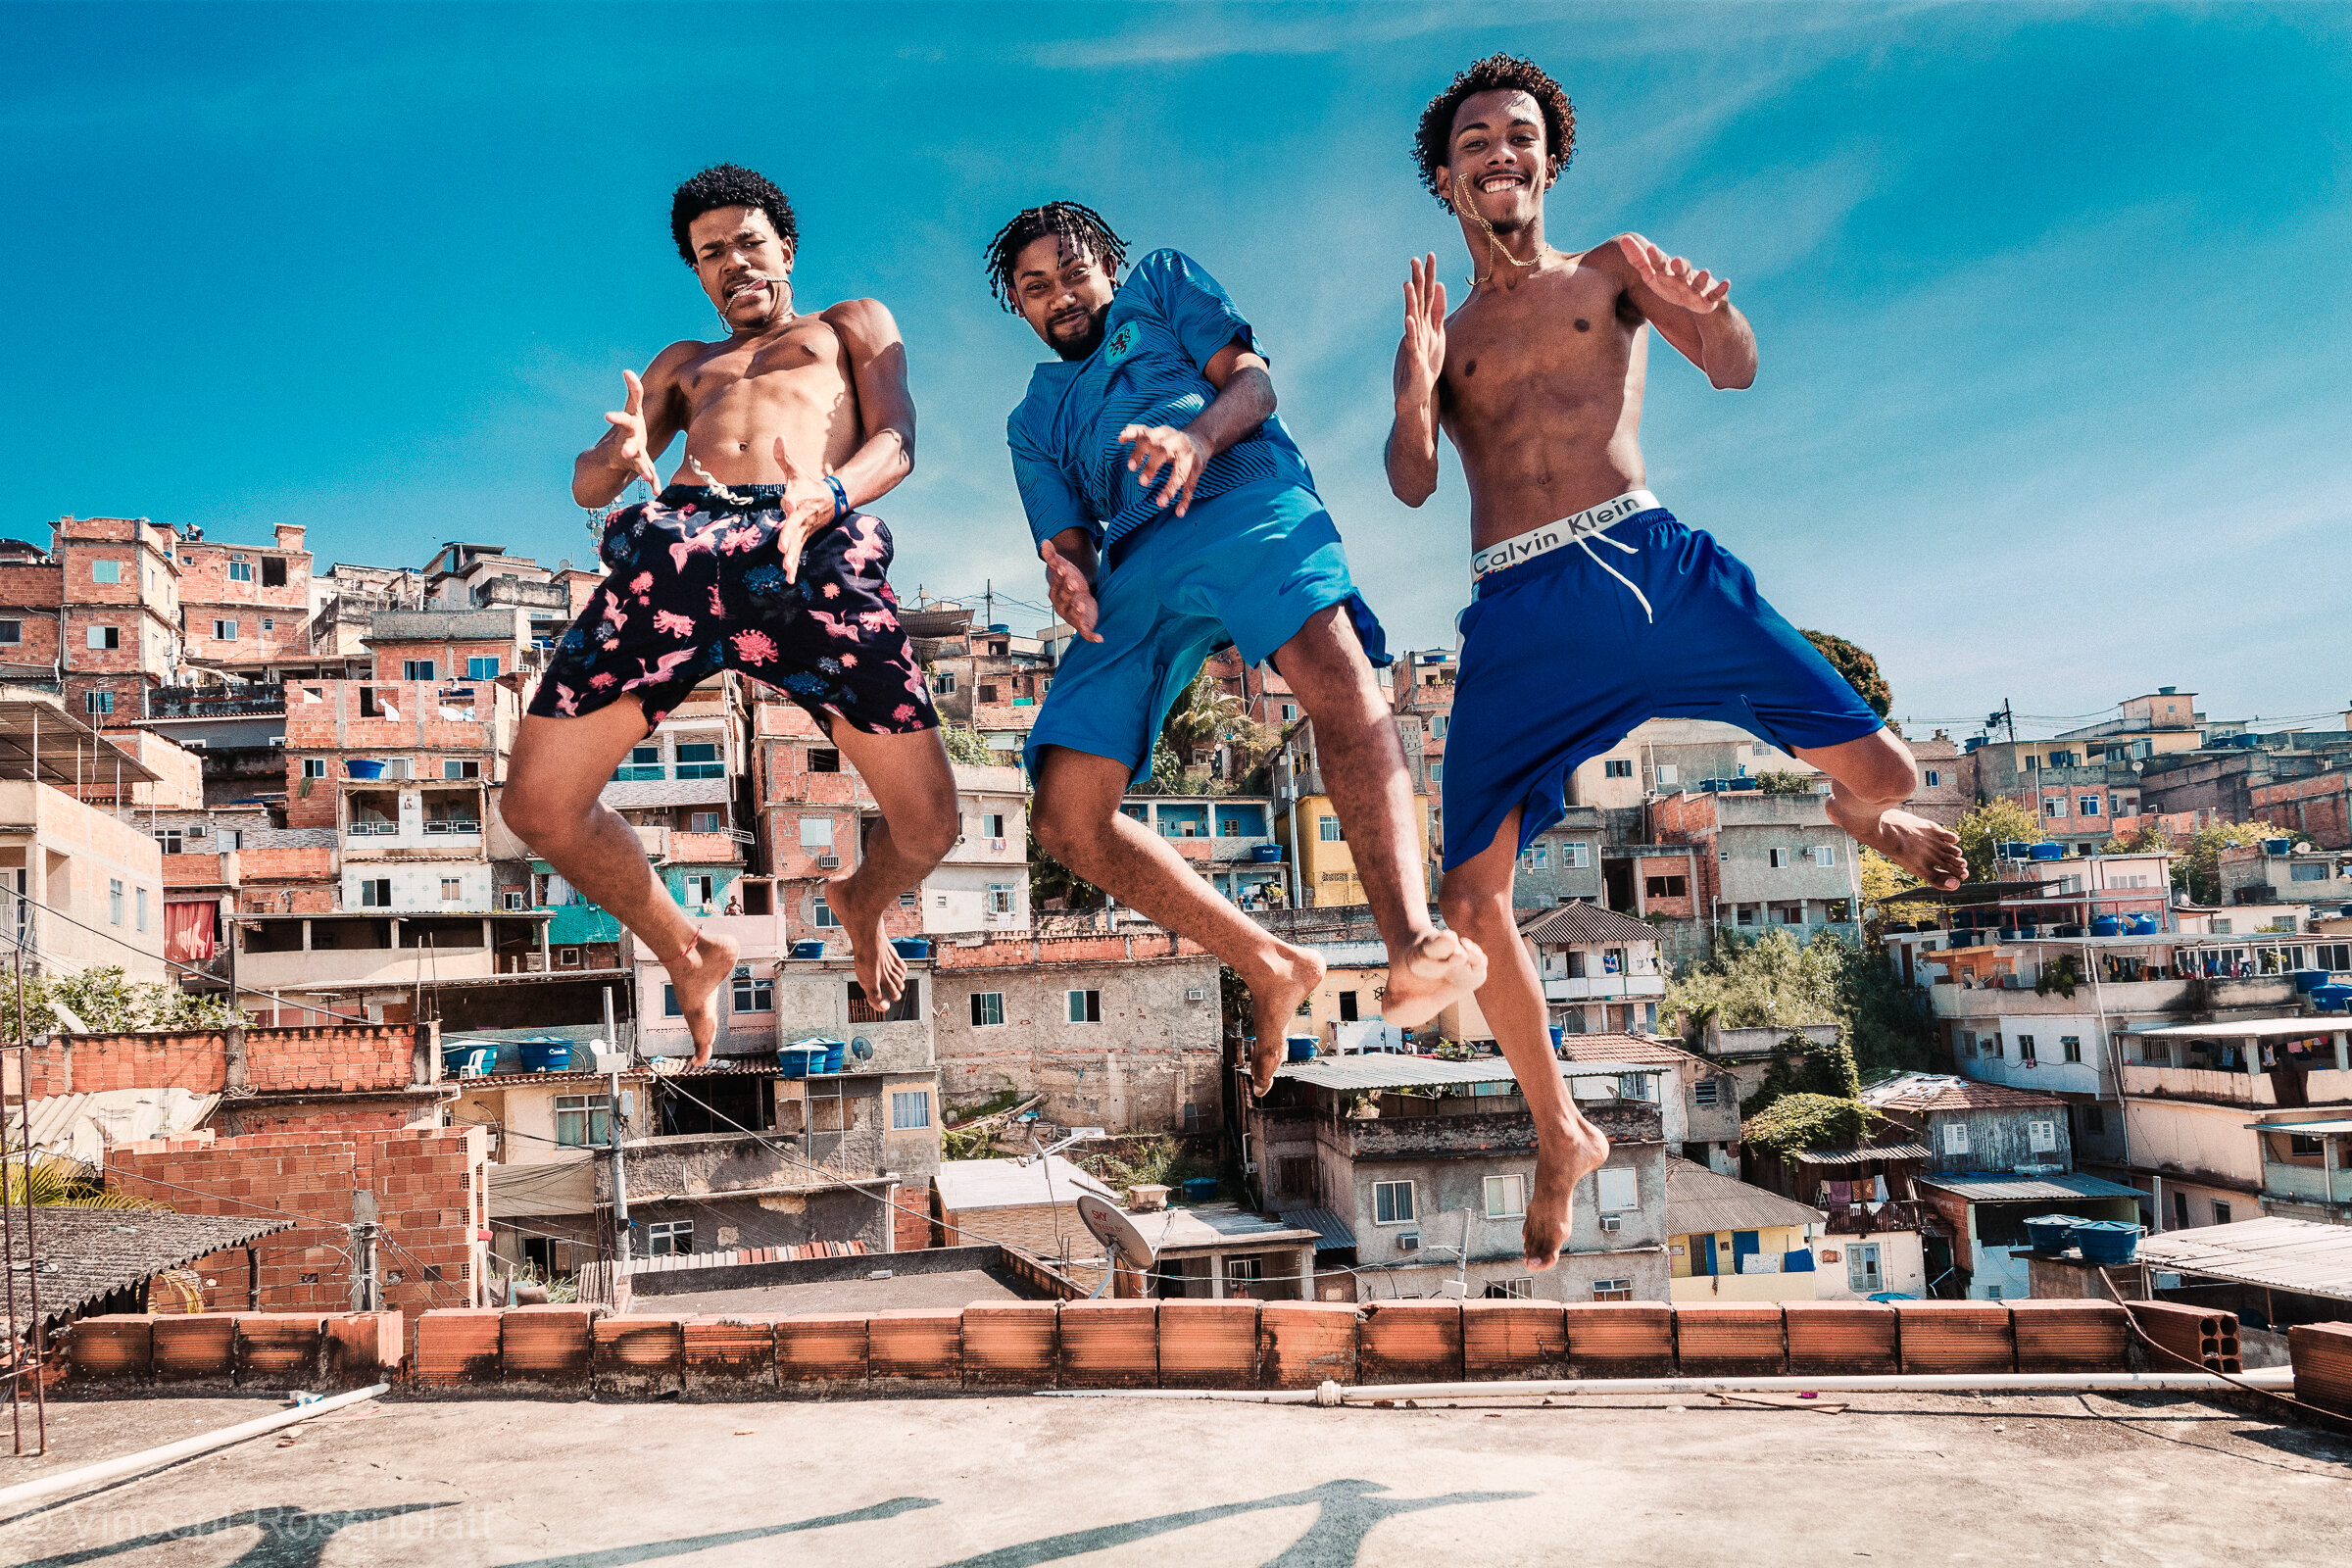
[
  {"xmin": 1036, "ymin": 1367, "xmax": 2294, "ymax": 1405},
  {"xmin": 0, "ymin": 1382, "xmax": 390, "ymax": 1516}
]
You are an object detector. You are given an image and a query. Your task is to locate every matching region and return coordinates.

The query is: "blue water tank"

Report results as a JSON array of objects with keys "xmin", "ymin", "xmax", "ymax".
[
  {"xmin": 1547, "ymin": 1025, "xmax": 1565, "ymax": 1052},
  {"xmin": 2070, "ymin": 1220, "xmax": 2143, "ymax": 1265},
  {"xmin": 2293, "ymin": 968, "xmax": 2329, "ymax": 995},
  {"xmin": 344, "ymin": 759, "xmax": 387, "ymax": 780},
  {"xmin": 2262, "ymin": 838, "xmax": 2292, "ymax": 856},
  {"xmin": 1181, "ymin": 1177, "xmax": 1219, "ymax": 1202},
  {"xmin": 989, "ymin": 622, "xmax": 1010, "ymax": 634},
  {"xmin": 1251, "ymin": 844, "xmax": 1284, "ymax": 863},
  {"xmin": 2128, "ymin": 913, "xmax": 2162, "ymax": 936},
  {"xmin": 2090, "ymin": 915, "xmax": 2123, "ymax": 937},
  {"xmin": 517, "ymin": 1039, "xmax": 574, "ymax": 1073},
  {"xmin": 1286, "ymin": 1036, "xmax": 1317, "ymax": 1063},
  {"xmin": 2022, "ymin": 1214, "xmax": 2080, "ymax": 1254},
  {"xmin": 2314, "ymin": 984, "xmax": 2352, "ymax": 1013},
  {"xmin": 2030, "ymin": 842, "xmax": 2065, "ymax": 861},
  {"xmin": 777, "ymin": 1044, "xmax": 825, "ymax": 1078},
  {"xmin": 789, "ymin": 940, "xmax": 826, "ymax": 959},
  {"xmin": 890, "ymin": 937, "xmax": 931, "ymax": 959}
]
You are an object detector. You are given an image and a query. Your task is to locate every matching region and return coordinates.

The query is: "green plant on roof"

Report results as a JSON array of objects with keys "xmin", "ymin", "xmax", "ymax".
[
  {"xmin": 1740, "ymin": 1094, "xmax": 1878, "ymax": 1159},
  {"xmin": 3, "ymin": 1151, "xmax": 171, "ymax": 1209},
  {"xmin": 6, "ymin": 966, "xmax": 249, "ymax": 1039}
]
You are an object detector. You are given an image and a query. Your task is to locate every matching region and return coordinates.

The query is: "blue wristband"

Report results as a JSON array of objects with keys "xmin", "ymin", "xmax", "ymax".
[{"xmin": 826, "ymin": 475, "xmax": 850, "ymax": 521}]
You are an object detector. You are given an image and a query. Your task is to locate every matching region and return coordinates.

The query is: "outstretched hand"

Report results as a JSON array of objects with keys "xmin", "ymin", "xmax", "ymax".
[
  {"xmin": 771, "ymin": 436, "xmax": 840, "ymax": 584},
  {"xmin": 1617, "ymin": 233, "xmax": 1730, "ymax": 314},
  {"xmin": 603, "ymin": 368, "xmax": 662, "ymax": 490},
  {"xmin": 1116, "ymin": 424, "xmax": 1211, "ymax": 516},
  {"xmin": 1040, "ymin": 539, "xmax": 1103, "ymax": 644},
  {"xmin": 1398, "ymin": 253, "xmax": 1447, "ymax": 401}
]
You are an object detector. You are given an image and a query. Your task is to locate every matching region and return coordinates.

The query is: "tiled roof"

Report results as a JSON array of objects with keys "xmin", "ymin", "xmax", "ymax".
[
  {"xmin": 1664, "ymin": 1156, "xmax": 1826, "ymax": 1236},
  {"xmin": 30, "ymin": 1208, "xmax": 295, "ymax": 1322},
  {"xmin": 1516, "ymin": 902, "xmax": 1663, "ymax": 947},
  {"xmin": 1859, "ymin": 1072, "xmax": 2066, "ymax": 1112},
  {"xmin": 1555, "ymin": 1034, "xmax": 1705, "ymax": 1067}
]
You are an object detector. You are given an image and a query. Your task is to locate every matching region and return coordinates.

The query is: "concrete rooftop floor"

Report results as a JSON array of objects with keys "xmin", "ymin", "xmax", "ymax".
[
  {"xmin": 629, "ymin": 1267, "xmax": 1038, "ymax": 1316},
  {"xmin": 2, "ymin": 1388, "xmax": 2348, "ymax": 1567}
]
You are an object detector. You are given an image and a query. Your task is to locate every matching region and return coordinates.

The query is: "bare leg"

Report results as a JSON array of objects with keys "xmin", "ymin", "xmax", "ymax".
[
  {"xmin": 1440, "ymin": 808, "xmax": 1610, "ymax": 1271},
  {"xmin": 1275, "ymin": 607, "xmax": 1485, "ymax": 1026},
  {"xmin": 1794, "ymin": 728, "xmax": 1966, "ymax": 891},
  {"xmin": 824, "ymin": 724, "xmax": 960, "ymax": 1008},
  {"xmin": 505, "ymin": 703, "xmax": 738, "ymax": 1064},
  {"xmin": 1033, "ymin": 745, "xmax": 1324, "ymax": 1097}
]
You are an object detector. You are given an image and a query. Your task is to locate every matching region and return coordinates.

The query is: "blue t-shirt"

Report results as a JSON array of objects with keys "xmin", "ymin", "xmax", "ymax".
[{"xmin": 1006, "ymin": 248, "xmax": 1317, "ymax": 559}]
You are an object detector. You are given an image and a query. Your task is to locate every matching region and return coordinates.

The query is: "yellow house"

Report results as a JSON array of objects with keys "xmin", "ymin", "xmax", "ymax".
[
  {"xmin": 1666, "ymin": 1156, "xmax": 1827, "ymax": 1302},
  {"xmin": 1276, "ymin": 795, "xmax": 1431, "ymax": 910}
]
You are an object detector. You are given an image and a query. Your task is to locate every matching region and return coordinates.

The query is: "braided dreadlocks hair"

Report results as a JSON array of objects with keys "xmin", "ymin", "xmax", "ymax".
[
  {"xmin": 983, "ymin": 202, "xmax": 1130, "ymax": 313},
  {"xmin": 1412, "ymin": 55, "xmax": 1576, "ymax": 211}
]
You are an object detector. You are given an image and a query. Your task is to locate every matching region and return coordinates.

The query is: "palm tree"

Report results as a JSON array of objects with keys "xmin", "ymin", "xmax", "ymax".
[
  {"xmin": 1160, "ymin": 670, "xmax": 1241, "ymax": 771},
  {"xmin": 1, "ymin": 1149, "xmax": 169, "ymax": 1210}
]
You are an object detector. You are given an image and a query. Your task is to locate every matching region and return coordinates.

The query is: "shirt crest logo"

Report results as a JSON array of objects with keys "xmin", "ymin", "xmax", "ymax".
[{"xmin": 1102, "ymin": 321, "xmax": 1141, "ymax": 366}]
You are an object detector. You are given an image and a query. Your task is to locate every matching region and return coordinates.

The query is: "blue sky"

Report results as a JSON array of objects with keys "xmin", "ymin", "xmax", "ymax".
[{"xmin": 7, "ymin": 2, "xmax": 2348, "ymax": 740}]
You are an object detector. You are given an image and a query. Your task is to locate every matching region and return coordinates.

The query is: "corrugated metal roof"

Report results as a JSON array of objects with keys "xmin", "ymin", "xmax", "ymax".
[
  {"xmin": 29, "ymin": 1208, "xmax": 294, "ymax": 1323},
  {"xmin": 2137, "ymin": 1216, "xmax": 2352, "ymax": 1302},
  {"xmin": 931, "ymin": 1155, "xmax": 1116, "ymax": 1213},
  {"xmin": 1788, "ymin": 1144, "xmax": 1934, "ymax": 1166},
  {"xmin": 1125, "ymin": 1202, "xmax": 1322, "ymax": 1255},
  {"xmin": 1665, "ymin": 1156, "xmax": 1826, "ymax": 1235},
  {"xmin": 1860, "ymin": 1072, "xmax": 2067, "ymax": 1113},
  {"xmin": 1517, "ymin": 902, "xmax": 1665, "ymax": 948},
  {"xmin": 2132, "ymin": 1019, "xmax": 2346, "ymax": 1040},
  {"xmin": 1277, "ymin": 1207, "xmax": 1357, "ymax": 1252},
  {"xmin": 25, "ymin": 1089, "xmax": 220, "ymax": 1164},
  {"xmin": 1276, "ymin": 1055, "xmax": 1665, "ymax": 1093},
  {"xmin": 2248, "ymin": 1119, "xmax": 2352, "ymax": 1135},
  {"xmin": 1912, "ymin": 1171, "xmax": 2145, "ymax": 1202}
]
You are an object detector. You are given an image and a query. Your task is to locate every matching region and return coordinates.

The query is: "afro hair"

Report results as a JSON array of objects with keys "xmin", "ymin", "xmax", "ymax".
[
  {"xmin": 1412, "ymin": 56, "xmax": 1576, "ymax": 211},
  {"xmin": 670, "ymin": 164, "xmax": 800, "ymax": 268},
  {"xmin": 982, "ymin": 202, "xmax": 1129, "ymax": 313}
]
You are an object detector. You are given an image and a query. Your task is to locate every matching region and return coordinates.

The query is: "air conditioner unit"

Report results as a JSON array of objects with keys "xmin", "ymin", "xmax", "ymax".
[
  {"xmin": 816, "ymin": 854, "xmax": 840, "ymax": 869},
  {"xmin": 1600, "ymin": 1215, "xmax": 1623, "ymax": 1233},
  {"xmin": 1397, "ymin": 1233, "xmax": 1421, "ymax": 1252},
  {"xmin": 1184, "ymin": 987, "xmax": 1205, "ymax": 1002}
]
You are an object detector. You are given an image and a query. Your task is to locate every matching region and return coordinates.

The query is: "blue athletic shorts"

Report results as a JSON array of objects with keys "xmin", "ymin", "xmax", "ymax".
[
  {"xmin": 1442, "ymin": 501, "xmax": 1884, "ymax": 871},
  {"xmin": 1024, "ymin": 477, "xmax": 1388, "ymax": 782}
]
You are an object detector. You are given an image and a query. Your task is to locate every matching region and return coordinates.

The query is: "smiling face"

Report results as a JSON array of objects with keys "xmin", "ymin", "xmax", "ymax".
[
  {"xmin": 1010, "ymin": 234, "xmax": 1117, "ymax": 362},
  {"xmin": 687, "ymin": 206, "xmax": 795, "ymax": 330},
  {"xmin": 1441, "ymin": 88, "xmax": 1555, "ymax": 233}
]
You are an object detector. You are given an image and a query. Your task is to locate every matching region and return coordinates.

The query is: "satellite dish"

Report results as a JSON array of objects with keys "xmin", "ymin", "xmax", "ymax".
[
  {"xmin": 849, "ymin": 1035, "xmax": 874, "ymax": 1062},
  {"xmin": 1076, "ymin": 1192, "xmax": 1159, "ymax": 1270},
  {"xmin": 2131, "ymin": 760, "xmax": 2144, "ymax": 773}
]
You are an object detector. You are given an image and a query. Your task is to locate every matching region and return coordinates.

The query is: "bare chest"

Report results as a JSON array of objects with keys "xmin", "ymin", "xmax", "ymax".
[
  {"xmin": 676, "ymin": 321, "xmax": 850, "ymax": 416},
  {"xmin": 1443, "ymin": 268, "xmax": 1639, "ymax": 417}
]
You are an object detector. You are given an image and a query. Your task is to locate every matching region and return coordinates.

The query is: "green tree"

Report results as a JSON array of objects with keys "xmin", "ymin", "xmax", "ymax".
[
  {"xmin": 5, "ymin": 967, "xmax": 249, "ymax": 1040},
  {"xmin": 1954, "ymin": 798, "xmax": 2042, "ymax": 883},
  {"xmin": 938, "ymin": 722, "xmax": 994, "ymax": 767},
  {"xmin": 2, "ymin": 1153, "xmax": 169, "ymax": 1210},
  {"xmin": 1755, "ymin": 770, "xmax": 1819, "ymax": 796},
  {"xmin": 2177, "ymin": 819, "xmax": 2278, "ymax": 906},
  {"xmin": 1740, "ymin": 1094, "xmax": 1879, "ymax": 1158},
  {"xmin": 2101, "ymin": 821, "xmax": 2172, "ymax": 857},
  {"xmin": 1800, "ymin": 629, "xmax": 1892, "ymax": 723},
  {"xmin": 1160, "ymin": 670, "xmax": 1240, "ymax": 770},
  {"xmin": 1664, "ymin": 928, "xmax": 1933, "ymax": 1092}
]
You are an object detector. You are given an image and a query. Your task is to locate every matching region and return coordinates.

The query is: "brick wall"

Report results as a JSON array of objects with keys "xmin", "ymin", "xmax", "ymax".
[
  {"xmin": 106, "ymin": 1123, "xmax": 486, "ymax": 1318},
  {"xmin": 21, "ymin": 1022, "xmax": 423, "ymax": 1099},
  {"xmin": 932, "ymin": 931, "xmax": 1209, "ymax": 969},
  {"xmin": 177, "ymin": 537, "xmax": 313, "ymax": 664},
  {"xmin": 1647, "ymin": 794, "xmax": 1723, "ymax": 906},
  {"xmin": 2252, "ymin": 771, "xmax": 2350, "ymax": 851}
]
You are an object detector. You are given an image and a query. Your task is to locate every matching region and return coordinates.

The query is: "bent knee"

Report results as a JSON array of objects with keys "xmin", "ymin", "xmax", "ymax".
[
  {"xmin": 903, "ymin": 810, "xmax": 960, "ymax": 867},
  {"xmin": 1439, "ymin": 881, "xmax": 1513, "ymax": 936}
]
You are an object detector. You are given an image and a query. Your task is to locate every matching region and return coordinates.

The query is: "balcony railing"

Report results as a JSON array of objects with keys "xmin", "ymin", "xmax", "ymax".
[
  {"xmin": 145, "ymin": 688, "xmax": 288, "ymax": 721},
  {"xmin": 2262, "ymin": 1161, "xmax": 2350, "ymax": 1206}
]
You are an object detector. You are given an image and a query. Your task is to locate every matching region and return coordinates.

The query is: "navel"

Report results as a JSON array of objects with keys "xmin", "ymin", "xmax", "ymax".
[{"xmin": 1575, "ymin": 319, "xmax": 1591, "ymax": 333}]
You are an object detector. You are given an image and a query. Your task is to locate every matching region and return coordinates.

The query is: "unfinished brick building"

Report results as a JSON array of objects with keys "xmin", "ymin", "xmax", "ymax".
[{"xmin": 175, "ymin": 522, "xmax": 314, "ymax": 671}]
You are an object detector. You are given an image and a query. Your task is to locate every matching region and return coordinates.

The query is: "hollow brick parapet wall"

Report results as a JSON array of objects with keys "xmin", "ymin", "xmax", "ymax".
[
  {"xmin": 21, "ymin": 1023, "xmax": 423, "ymax": 1098},
  {"xmin": 64, "ymin": 1298, "xmax": 2306, "ymax": 1400}
]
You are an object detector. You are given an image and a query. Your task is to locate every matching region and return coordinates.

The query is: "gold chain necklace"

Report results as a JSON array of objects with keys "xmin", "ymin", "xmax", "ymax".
[{"xmin": 1456, "ymin": 171, "xmax": 1549, "ymax": 287}]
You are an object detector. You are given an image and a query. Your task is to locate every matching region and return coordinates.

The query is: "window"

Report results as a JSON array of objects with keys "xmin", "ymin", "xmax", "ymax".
[
  {"xmin": 2173, "ymin": 1191, "xmax": 2189, "ymax": 1228},
  {"xmin": 2044, "ymin": 797, "xmax": 2066, "ymax": 818},
  {"xmin": 1520, "ymin": 845, "xmax": 1549, "ymax": 871},
  {"xmin": 443, "ymin": 759, "xmax": 480, "ymax": 780},
  {"xmin": 899, "ymin": 890, "xmax": 919, "ymax": 909},
  {"xmin": 2083, "ymin": 1105, "xmax": 2106, "ymax": 1135},
  {"xmin": 85, "ymin": 690, "xmax": 114, "ymax": 715},
  {"xmin": 976, "ymin": 682, "xmax": 999, "ymax": 704},
  {"xmin": 931, "ymin": 671, "xmax": 956, "ymax": 694},
  {"xmin": 135, "ymin": 887, "xmax": 148, "ymax": 933},
  {"xmin": 1654, "ymin": 763, "xmax": 1679, "ymax": 786},
  {"xmin": 1431, "ymin": 714, "xmax": 1450, "ymax": 739},
  {"xmin": 2213, "ymin": 1199, "xmax": 2232, "ymax": 1225},
  {"xmin": 263, "ymin": 557, "xmax": 287, "ymax": 588},
  {"xmin": 439, "ymin": 878, "xmax": 462, "ymax": 901},
  {"xmin": 300, "ymin": 758, "xmax": 328, "ymax": 780},
  {"xmin": 1603, "ymin": 759, "xmax": 1634, "ymax": 778},
  {"xmin": 1693, "ymin": 1079, "xmax": 1719, "ymax": 1106},
  {"xmin": 973, "ymin": 882, "xmax": 1010, "ymax": 917},
  {"xmin": 213, "ymin": 619, "xmax": 238, "ymax": 641},
  {"xmin": 505, "ymin": 892, "xmax": 525, "ymax": 911},
  {"xmin": 1373, "ymin": 1181, "xmax": 1415, "ymax": 1225},
  {"xmin": 1942, "ymin": 1122, "xmax": 1970, "ymax": 1155},
  {"xmin": 1429, "ymin": 761, "xmax": 1444, "ymax": 784},
  {"xmin": 674, "ymin": 742, "xmax": 723, "ymax": 779},
  {"xmin": 1923, "ymin": 769, "xmax": 1941, "ymax": 788},
  {"xmin": 1736, "ymin": 905, "xmax": 1756, "ymax": 927},
  {"xmin": 157, "ymin": 829, "xmax": 183, "ymax": 856},
  {"xmin": 1769, "ymin": 848, "xmax": 1791, "ymax": 868},
  {"xmin": 357, "ymin": 878, "xmax": 391, "ymax": 907},
  {"xmin": 86, "ymin": 625, "xmax": 120, "ymax": 650},
  {"xmin": 2289, "ymin": 1134, "xmax": 2326, "ymax": 1157},
  {"xmin": 981, "ymin": 812, "xmax": 1006, "ymax": 839},
  {"xmin": 2028, "ymin": 1119, "xmax": 2057, "ymax": 1153},
  {"xmin": 1845, "ymin": 1242, "xmax": 1883, "ymax": 1293},
  {"xmin": 1988, "ymin": 1034, "xmax": 2004, "ymax": 1059},
  {"xmin": 92, "ymin": 560, "xmax": 122, "ymax": 584},
  {"xmin": 970, "ymin": 992, "xmax": 1005, "ymax": 1027},
  {"xmin": 1066, "ymin": 989, "xmax": 1102, "ymax": 1023},
  {"xmin": 807, "ymin": 747, "xmax": 840, "ymax": 773},
  {"xmin": 105, "ymin": 878, "xmax": 124, "ymax": 926},
  {"xmin": 645, "ymin": 1219, "xmax": 693, "ymax": 1257},
  {"xmin": 557, "ymin": 947, "xmax": 580, "ymax": 967},
  {"xmin": 1811, "ymin": 845, "xmax": 1838, "ymax": 867},
  {"xmin": 732, "ymin": 966, "xmax": 773, "ymax": 1012},
  {"xmin": 1592, "ymin": 1279, "xmax": 1635, "ymax": 1302},
  {"xmin": 687, "ymin": 810, "xmax": 722, "ymax": 834},
  {"xmin": 2018, "ymin": 1034, "xmax": 2036, "ymax": 1063},
  {"xmin": 1280, "ymin": 704, "xmax": 1297, "ymax": 722},
  {"xmin": 1561, "ymin": 843, "xmax": 1590, "ymax": 869},
  {"xmin": 799, "ymin": 816, "xmax": 834, "ymax": 849},
  {"xmin": 1594, "ymin": 1166, "xmax": 1638, "ymax": 1212},
  {"xmin": 359, "ymin": 687, "xmax": 382, "ymax": 718},
  {"xmin": 0, "ymin": 621, "xmax": 17, "ymax": 646},
  {"xmin": 662, "ymin": 984, "xmax": 682, "ymax": 1017},
  {"xmin": 891, "ymin": 1091, "xmax": 932, "ymax": 1130},
  {"xmin": 2061, "ymin": 1036, "xmax": 2082, "ymax": 1064},
  {"xmin": 1484, "ymin": 1175, "xmax": 1527, "ymax": 1218},
  {"xmin": 1337, "ymin": 991, "xmax": 1359, "ymax": 1022},
  {"xmin": 1225, "ymin": 1256, "xmax": 1264, "ymax": 1290},
  {"xmin": 402, "ymin": 660, "xmax": 435, "ymax": 681},
  {"xmin": 555, "ymin": 1094, "xmax": 612, "ymax": 1148},
  {"xmin": 680, "ymin": 874, "xmax": 715, "ymax": 908},
  {"xmin": 227, "ymin": 558, "xmax": 254, "ymax": 583},
  {"xmin": 2290, "ymin": 862, "xmax": 2328, "ymax": 883},
  {"xmin": 2079, "ymin": 795, "xmax": 2102, "ymax": 817},
  {"xmin": 1645, "ymin": 875, "xmax": 1688, "ymax": 898},
  {"xmin": 1317, "ymin": 815, "xmax": 1343, "ymax": 842},
  {"xmin": 2319, "ymin": 944, "xmax": 2352, "ymax": 972},
  {"xmin": 1485, "ymin": 1279, "xmax": 1535, "ymax": 1299}
]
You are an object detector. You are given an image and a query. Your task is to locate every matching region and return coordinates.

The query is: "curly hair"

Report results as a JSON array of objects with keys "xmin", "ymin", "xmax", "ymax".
[
  {"xmin": 1412, "ymin": 55, "xmax": 1576, "ymax": 211},
  {"xmin": 669, "ymin": 165, "xmax": 799, "ymax": 267},
  {"xmin": 982, "ymin": 202, "xmax": 1129, "ymax": 313}
]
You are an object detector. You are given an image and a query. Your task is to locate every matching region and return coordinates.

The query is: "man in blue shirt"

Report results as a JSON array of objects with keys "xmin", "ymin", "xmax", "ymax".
[{"xmin": 986, "ymin": 202, "xmax": 1487, "ymax": 1093}]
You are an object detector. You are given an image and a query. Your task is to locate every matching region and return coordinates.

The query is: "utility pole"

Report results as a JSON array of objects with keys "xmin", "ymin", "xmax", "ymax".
[
  {"xmin": 350, "ymin": 1221, "xmax": 381, "ymax": 1312},
  {"xmin": 609, "ymin": 1054, "xmax": 630, "ymax": 1272}
]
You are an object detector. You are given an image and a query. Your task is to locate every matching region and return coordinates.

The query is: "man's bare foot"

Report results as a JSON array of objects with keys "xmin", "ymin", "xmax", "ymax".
[
  {"xmin": 1521, "ymin": 1114, "xmax": 1612, "ymax": 1271},
  {"xmin": 1379, "ymin": 929, "xmax": 1488, "ymax": 1029},
  {"xmin": 831, "ymin": 867, "xmax": 907, "ymax": 1010},
  {"xmin": 664, "ymin": 928, "xmax": 741, "ymax": 1066},
  {"xmin": 1247, "ymin": 944, "xmax": 1327, "ymax": 1099},
  {"xmin": 1836, "ymin": 802, "xmax": 1967, "ymax": 891}
]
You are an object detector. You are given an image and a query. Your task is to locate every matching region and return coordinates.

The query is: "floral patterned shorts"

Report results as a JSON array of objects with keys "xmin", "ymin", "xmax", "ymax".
[{"xmin": 529, "ymin": 486, "xmax": 939, "ymax": 734}]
